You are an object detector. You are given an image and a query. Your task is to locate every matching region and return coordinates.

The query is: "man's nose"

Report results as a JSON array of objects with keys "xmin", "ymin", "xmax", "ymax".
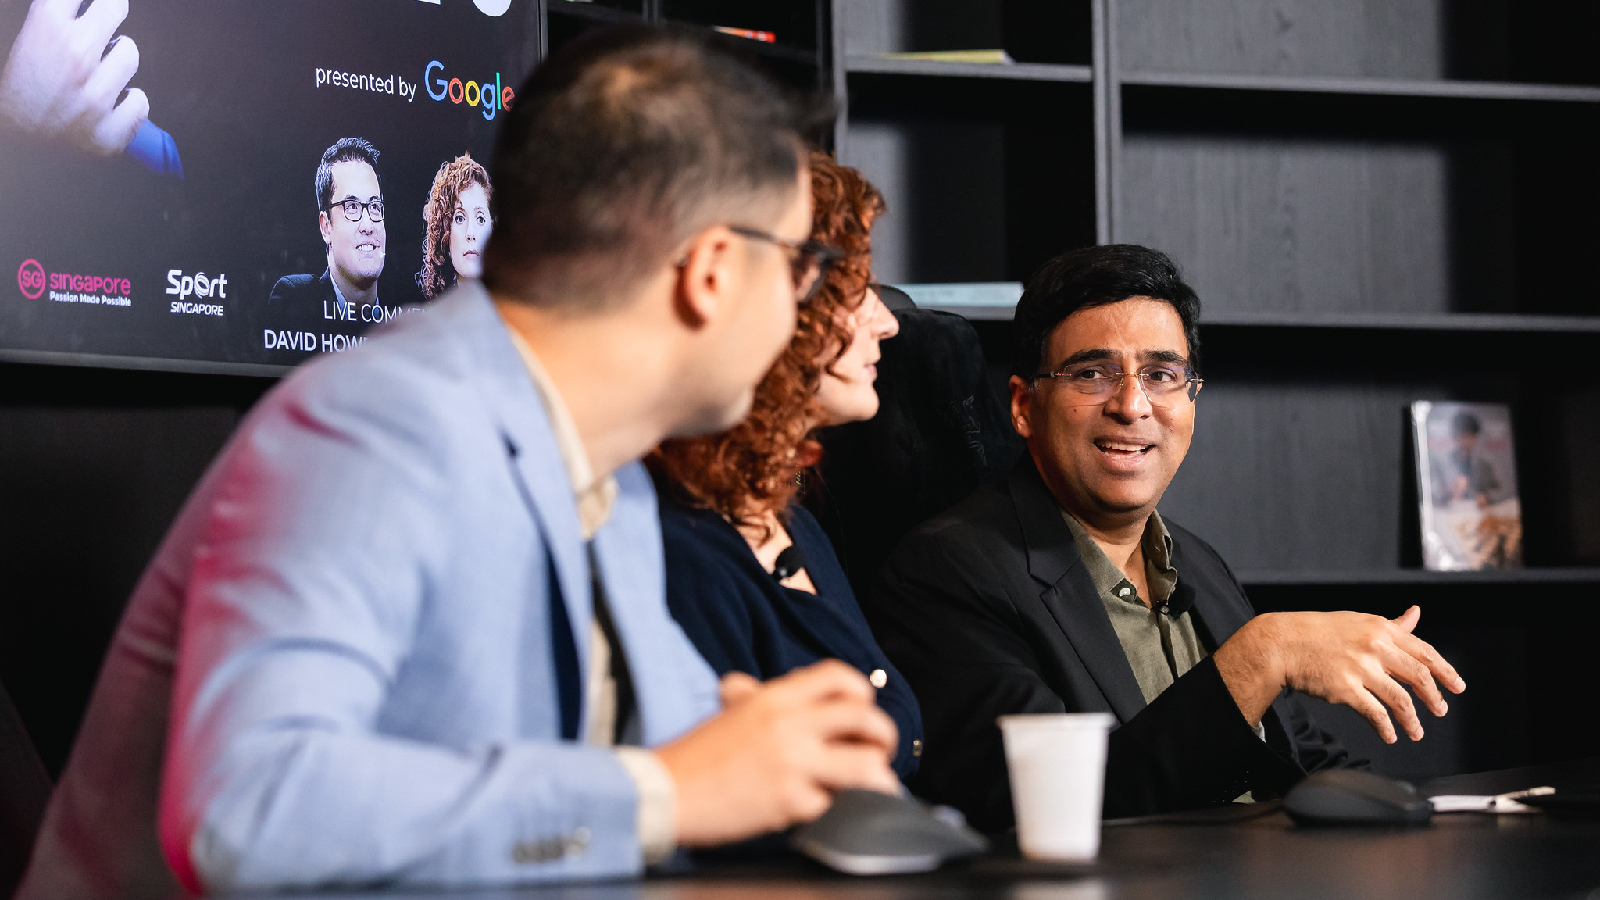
[{"xmin": 1102, "ymin": 373, "xmax": 1152, "ymax": 420}]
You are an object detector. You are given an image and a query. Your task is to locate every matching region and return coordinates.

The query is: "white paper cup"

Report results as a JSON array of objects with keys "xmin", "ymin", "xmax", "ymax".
[{"xmin": 998, "ymin": 712, "xmax": 1114, "ymax": 862}]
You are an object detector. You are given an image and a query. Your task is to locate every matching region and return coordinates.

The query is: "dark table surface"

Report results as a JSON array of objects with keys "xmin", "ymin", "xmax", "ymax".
[{"xmin": 286, "ymin": 759, "xmax": 1600, "ymax": 900}]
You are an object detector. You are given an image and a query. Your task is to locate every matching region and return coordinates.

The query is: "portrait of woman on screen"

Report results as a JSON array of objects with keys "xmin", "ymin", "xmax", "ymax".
[{"xmin": 417, "ymin": 153, "xmax": 493, "ymax": 301}]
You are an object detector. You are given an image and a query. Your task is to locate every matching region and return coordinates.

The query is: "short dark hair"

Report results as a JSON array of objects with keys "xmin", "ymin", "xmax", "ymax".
[
  {"xmin": 1453, "ymin": 411, "xmax": 1482, "ymax": 437},
  {"xmin": 315, "ymin": 137, "xmax": 381, "ymax": 214},
  {"xmin": 1010, "ymin": 244, "xmax": 1202, "ymax": 379},
  {"xmin": 483, "ymin": 25, "xmax": 819, "ymax": 309}
]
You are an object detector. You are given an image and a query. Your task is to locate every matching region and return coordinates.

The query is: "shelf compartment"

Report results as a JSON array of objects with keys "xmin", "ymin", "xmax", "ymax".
[
  {"xmin": 1120, "ymin": 71, "xmax": 1600, "ymax": 104},
  {"xmin": 1118, "ymin": 88, "xmax": 1600, "ymax": 319},
  {"xmin": 546, "ymin": 0, "xmax": 644, "ymax": 23},
  {"xmin": 838, "ymin": 0, "xmax": 1091, "ymax": 67},
  {"xmin": 546, "ymin": 2, "xmax": 644, "ymax": 56},
  {"xmin": 843, "ymin": 77, "xmax": 1096, "ymax": 285},
  {"xmin": 704, "ymin": 34, "xmax": 820, "ymax": 66},
  {"xmin": 930, "ymin": 306, "xmax": 1600, "ymax": 333},
  {"xmin": 659, "ymin": 0, "xmax": 821, "ymax": 53},
  {"xmin": 848, "ymin": 56, "xmax": 1091, "ymax": 83},
  {"xmin": 1200, "ymin": 312, "xmax": 1600, "ymax": 333},
  {"xmin": 1115, "ymin": 0, "xmax": 1600, "ymax": 87},
  {"xmin": 1236, "ymin": 568, "xmax": 1600, "ymax": 586},
  {"xmin": 1152, "ymin": 351, "xmax": 1600, "ymax": 573}
]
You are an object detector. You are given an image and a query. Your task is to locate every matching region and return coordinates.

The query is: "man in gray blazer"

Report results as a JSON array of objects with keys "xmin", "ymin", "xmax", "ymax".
[{"xmin": 18, "ymin": 26, "xmax": 898, "ymax": 898}]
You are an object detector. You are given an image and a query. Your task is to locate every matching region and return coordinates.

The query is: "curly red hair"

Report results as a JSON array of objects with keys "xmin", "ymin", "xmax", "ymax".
[
  {"xmin": 649, "ymin": 151, "xmax": 884, "ymax": 537},
  {"xmin": 417, "ymin": 153, "xmax": 492, "ymax": 300}
]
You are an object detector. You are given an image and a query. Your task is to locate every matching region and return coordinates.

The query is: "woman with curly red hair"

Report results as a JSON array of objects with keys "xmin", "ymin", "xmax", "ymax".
[
  {"xmin": 651, "ymin": 152, "xmax": 920, "ymax": 779},
  {"xmin": 416, "ymin": 153, "xmax": 492, "ymax": 301}
]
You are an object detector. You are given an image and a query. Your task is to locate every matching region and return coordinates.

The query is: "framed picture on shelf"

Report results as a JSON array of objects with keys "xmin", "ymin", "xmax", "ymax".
[{"xmin": 1411, "ymin": 401, "xmax": 1524, "ymax": 571}]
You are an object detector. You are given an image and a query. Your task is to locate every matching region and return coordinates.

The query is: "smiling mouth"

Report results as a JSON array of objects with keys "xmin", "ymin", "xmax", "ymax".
[{"xmin": 1095, "ymin": 439, "xmax": 1154, "ymax": 456}]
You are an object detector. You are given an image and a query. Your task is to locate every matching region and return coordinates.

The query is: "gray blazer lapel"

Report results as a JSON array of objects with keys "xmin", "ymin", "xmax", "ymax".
[
  {"xmin": 452, "ymin": 284, "xmax": 594, "ymax": 696},
  {"xmin": 1008, "ymin": 461, "xmax": 1147, "ymax": 724}
]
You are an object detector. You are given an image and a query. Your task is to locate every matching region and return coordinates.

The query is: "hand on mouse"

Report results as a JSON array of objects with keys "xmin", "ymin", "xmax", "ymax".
[
  {"xmin": 655, "ymin": 659, "xmax": 901, "ymax": 848},
  {"xmin": 1214, "ymin": 606, "xmax": 1466, "ymax": 744}
]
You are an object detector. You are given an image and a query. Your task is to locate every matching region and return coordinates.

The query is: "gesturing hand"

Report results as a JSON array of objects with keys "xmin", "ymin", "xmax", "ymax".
[
  {"xmin": 0, "ymin": 0, "xmax": 149, "ymax": 153},
  {"xmin": 655, "ymin": 660, "xmax": 901, "ymax": 848},
  {"xmin": 1220, "ymin": 606, "xmax": 1466, "ymax": 744}
]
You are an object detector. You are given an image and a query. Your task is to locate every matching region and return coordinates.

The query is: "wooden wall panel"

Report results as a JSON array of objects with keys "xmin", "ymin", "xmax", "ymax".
[
  {"xmin": 1116, "ymin": 0, "xmax": 1446, "ymax": 79},
  {"xmin": 1160, "ymin": 383, "xmax": 1430, "ymax": 571},
  {"xmin": 842, "ymin": 115, "xmax": 1010, "ymax": 284},
  {"xmin": 838, "ymin": 0, "xmax": 1003, "ymax": 56},
  {"xmin": 1118, "ymin": 136, "xmax": 1454, "ymax": 315}
]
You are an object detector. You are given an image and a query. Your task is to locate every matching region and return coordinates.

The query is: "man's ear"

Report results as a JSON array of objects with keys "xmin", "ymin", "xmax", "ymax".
[
  {"xmin": 319, "ymin": 211, "xmax": 334, "ymax": 250},
  {"xmin": 1009, "ymin": 375, "xmax": 1034, "ymax": 439},
  {"xmin": 673, "ymin": 225, "xmax": 736, "ymax": 329}
]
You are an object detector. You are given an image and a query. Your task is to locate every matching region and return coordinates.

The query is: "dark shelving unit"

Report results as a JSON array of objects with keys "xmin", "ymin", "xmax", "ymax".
[
  {"xmin": 833, "ymin": 0, "xmax": 1600, "ymax": 780},
  {"xmin": 1120, "ymin": 71, "xmax": 1600, "ymax": 103},
  {"xmin": 834, "ymin": 0, "xmax": 1600, "ymax": 570},
  {"xmin": 847, "ymin": 57, "xmax": 1092, "ymax": 83},
  {"xmin": 1237, "ymin": 568, "xmax": 1600, "ymax": 587},
  {"xmin": 546, "ymin": 0, "xmax": 829, "ymax": 90}
]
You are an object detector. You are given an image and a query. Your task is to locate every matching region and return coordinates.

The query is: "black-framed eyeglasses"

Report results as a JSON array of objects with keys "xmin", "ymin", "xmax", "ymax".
[
  {"xmin": 326, "ymin": 197, "xmax": 386, "ymax": 223},
  {"xmin": 727, "ymin": 225, "xmax": 843, "ymax": 303},
  {"xmin": 1030, "ymin": 361, "xmax": 1203, "ymax": 406}
]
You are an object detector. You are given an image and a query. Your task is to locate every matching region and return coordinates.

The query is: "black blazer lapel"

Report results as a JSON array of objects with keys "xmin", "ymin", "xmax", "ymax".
[
  {"xmin": 1167, "ymin": 539, "xmax": 1253, "ymax": 653},
  {"xmin": 1008, "ymin": 461, "xmax": 1147, "ymax": 725}
]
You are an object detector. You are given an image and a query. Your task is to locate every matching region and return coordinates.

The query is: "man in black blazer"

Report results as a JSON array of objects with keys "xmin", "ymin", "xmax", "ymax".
[{"xmin": 870, "ymin": 245, "xmax": 1466, "ymax": 830}]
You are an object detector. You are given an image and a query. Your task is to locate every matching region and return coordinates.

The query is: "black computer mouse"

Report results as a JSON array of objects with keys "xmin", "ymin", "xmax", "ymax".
[
  {"xmin": 791, "ymin": 789, "xmax": 989, "ymax": 874},
  {"xmin": 1284, "ymin": 769, "xmax": 1433, "ymax": 826}
]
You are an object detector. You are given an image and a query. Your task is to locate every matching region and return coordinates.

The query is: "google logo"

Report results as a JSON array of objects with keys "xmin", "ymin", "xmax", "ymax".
[{"xmin": 424, "ymin": 61, "xmax": 514, "ymax": 121}]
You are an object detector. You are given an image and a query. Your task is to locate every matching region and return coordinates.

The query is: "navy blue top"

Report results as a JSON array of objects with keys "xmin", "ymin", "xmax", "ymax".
[{"xmin": 660, "ymin": 500, "xmax": 923, "ymax": 779}]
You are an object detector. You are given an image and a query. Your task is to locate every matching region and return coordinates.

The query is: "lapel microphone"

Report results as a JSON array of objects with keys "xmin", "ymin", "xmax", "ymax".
[{"xmin": 772, "ymin": 544, "xmax": 806, "ymax": 581}]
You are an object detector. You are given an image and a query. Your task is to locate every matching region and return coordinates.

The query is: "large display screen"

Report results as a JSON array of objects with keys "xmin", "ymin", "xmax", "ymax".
[{"xmin": 1, "ymin": 0, "xmax": 539, "ymax": 373}]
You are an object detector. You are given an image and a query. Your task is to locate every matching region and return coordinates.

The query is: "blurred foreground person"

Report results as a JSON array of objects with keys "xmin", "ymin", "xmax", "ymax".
[{"xmin": 17, "ymin": 26, "xmax": 898, "ymax": 899}]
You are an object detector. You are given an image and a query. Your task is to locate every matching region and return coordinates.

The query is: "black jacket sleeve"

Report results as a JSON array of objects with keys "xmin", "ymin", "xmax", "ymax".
[
  {"xmin": 1105, "ymin": 657, "xmax": 1306, "ymax": 815},
  {"xmin": 869, "ymin": 531, "xmax": 1065, "ymax": 831}
]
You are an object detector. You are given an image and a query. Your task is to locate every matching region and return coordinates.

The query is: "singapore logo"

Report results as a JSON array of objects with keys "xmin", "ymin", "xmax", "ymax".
[{"xmin": 17, "ymin": 259, "xmax": 45, "ymax": 299}]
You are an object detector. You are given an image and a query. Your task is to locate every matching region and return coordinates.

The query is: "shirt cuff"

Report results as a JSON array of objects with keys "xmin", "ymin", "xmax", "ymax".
[{"xmin": 614, "ymin": 748, "xmax": 677, "ymax": 865}]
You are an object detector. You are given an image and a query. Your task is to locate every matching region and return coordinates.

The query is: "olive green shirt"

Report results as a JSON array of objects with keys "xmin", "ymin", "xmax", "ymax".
[
  {"xmin": 1061, "ymin": 510, "xmax": 1206, "ymax": 704},
  {"xmin": 1063, "ymin": 509, "xmax": 1266, "ymax": 806}
]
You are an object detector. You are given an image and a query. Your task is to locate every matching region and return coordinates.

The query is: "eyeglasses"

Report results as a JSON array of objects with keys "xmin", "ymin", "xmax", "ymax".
[
  {"xmin": 326, "ymin": 198, "xmax": 385, "ymax": 223},
  {"xmin": 1030, "ymin": 361, "xmax": 1203, "ymax": 407},
  {"xmin": 727, "ymin": 225, "xmax": 843, "ymax": 303}
]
